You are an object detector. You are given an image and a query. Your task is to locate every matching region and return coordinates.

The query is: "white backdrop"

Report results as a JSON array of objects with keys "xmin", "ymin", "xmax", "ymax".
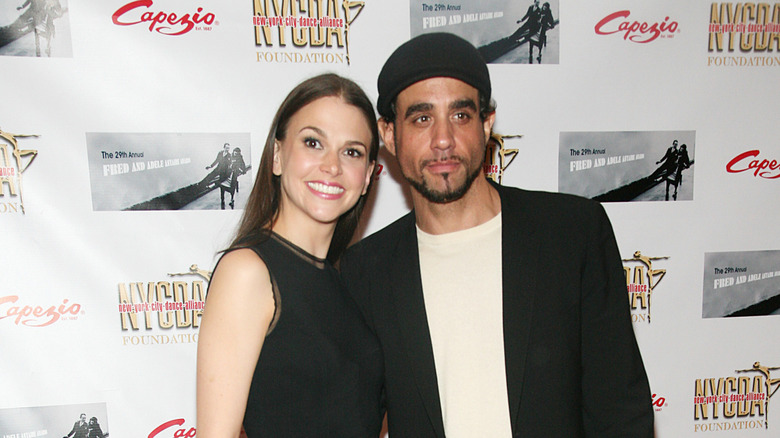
[{"xmin": 2, "ymin": 1, "xmax": 779, "ymax": 436}]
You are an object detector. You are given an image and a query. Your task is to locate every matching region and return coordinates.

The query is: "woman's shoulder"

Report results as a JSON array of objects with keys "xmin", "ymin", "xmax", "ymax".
[
  {"xmin": 205, "ymin": 248, "xmax": 276, "ymax": 329},
  {"xmin": 218, "ymin": 246, "xmax": 267, "ymax": 271},
  {"xmin": 211, "ymin": 248, "xmax": 272, "ymax": 298}
]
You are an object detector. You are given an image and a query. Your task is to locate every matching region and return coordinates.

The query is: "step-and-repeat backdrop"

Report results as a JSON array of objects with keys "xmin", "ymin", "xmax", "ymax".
[{"xmin": 2, "ymin": 1, "xmax": 779, "ymax": 436}]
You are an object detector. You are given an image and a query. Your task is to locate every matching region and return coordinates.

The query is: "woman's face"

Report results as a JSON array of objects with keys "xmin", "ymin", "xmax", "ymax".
[{"xmin": 273, "ymin": 96, "xmax": 374, "ymax": 228}]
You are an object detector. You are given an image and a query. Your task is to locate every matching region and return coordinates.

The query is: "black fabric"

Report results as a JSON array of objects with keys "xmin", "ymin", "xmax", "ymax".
[
  {"xmin": 239, "ymin": 234, "xmax": 384, "ymax": 437},
  {"xmin": 340, "ymin": 183, "xmax": 654, "ymax": 437},
  {"xmin": 377, "ymin": 32, "xmax": 491, "ymax": 118}
]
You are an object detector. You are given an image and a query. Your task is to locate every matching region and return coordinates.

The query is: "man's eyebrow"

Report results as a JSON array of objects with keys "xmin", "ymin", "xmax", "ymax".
[
  {"xmin": 404, "ymin": 102, "xmax": 433, "ymax": 119},
  {"xmin": 450, "ymin": 98, "xmax": 477, "ymax": 112},
  {"xmin": 402, "ymin": 98, "xmax": 477, "ymax": 119}
]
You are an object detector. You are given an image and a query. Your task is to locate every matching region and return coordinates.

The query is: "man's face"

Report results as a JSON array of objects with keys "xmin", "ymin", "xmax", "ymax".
[
  {"xmin": 80, "ymin": 414, "xmax": 86, "ymax": 422},
  {"xmin": 379, "ymin": 77, "xmax": 494, "ymax": 204}
]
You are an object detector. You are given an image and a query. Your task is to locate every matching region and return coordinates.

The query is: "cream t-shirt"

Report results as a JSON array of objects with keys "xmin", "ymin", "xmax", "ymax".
[{"xmin": 417, "ymin": 212, "xmax": 511, "ymax": 437}]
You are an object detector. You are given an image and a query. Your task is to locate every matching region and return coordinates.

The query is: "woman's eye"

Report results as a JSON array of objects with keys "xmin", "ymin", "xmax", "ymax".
[
  {"xmin": 304, "ymin": 137, "xmax": 321, "ymax": 149},
  {"xmin": 345, "ymin": 148, "xmax": 364, "ymax": 158}
]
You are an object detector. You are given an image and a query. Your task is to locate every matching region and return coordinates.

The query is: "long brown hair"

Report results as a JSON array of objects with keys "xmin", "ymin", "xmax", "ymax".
[{"xmin": 229, "ymin": 73, "xmax": 379, "ymax": 262}]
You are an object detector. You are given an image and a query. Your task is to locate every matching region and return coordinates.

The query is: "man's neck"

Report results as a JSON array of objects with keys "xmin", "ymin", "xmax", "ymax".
[{"xmin": 412, "ymin": 177, "xmax": 501, "ymax": 235}]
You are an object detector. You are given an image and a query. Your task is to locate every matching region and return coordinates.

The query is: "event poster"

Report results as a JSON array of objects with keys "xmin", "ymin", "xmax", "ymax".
[
  {"xmin": 410, "ymin": 0, "xmax": 559, "ymax": 64},
  {"xmin": 702, "ymin": 250, "xmax": 780, "ymax": 318},
  {"xmin": 0, "ymin": 403, "xmax": 109, "ymax": 438},
  {"xmin": 0, "ymin": 0, "xmax": 72, "ymax": 57},
  {"xmin": 558, "ymin": 130, "xmax": 696, "ymax": 202},
  {"xmin": 85, "ymin": 133, "xmax": 252, "ymax": 211}
]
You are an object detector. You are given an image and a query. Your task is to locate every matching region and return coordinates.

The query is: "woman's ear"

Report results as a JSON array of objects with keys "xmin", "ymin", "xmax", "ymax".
[
  {"xmin": 272, "ymin": 141, "xmax": 282, "ymax": 176},
  {"xmin": 362, "ymin": 161, "xmax": 376, "ymax": 195}
]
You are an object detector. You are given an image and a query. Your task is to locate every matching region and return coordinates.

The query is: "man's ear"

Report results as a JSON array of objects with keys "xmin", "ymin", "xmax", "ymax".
[
  {"xmin": 482, "ymin": 111, "xmax": 496, "ymax": 144},
  {"xmin": 272, "ymin": 141, "xmax": 282, "ymax": 176},
  {"xmin": 378, "ymin": 118, "xmax": 396, "ymax": 156}
]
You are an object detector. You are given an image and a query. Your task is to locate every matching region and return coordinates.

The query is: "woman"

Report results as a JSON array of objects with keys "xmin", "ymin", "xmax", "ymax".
[
  {"xmin": 196, "ymin": 73, "xmax": 383, "ymax": 437},
  {"xmin": 87, "ymin": 417, "xmax": 107, "ymax": 438},
  {"xmin": 219, "ymin": 146, "xmax": 247, "ymax": 209}
]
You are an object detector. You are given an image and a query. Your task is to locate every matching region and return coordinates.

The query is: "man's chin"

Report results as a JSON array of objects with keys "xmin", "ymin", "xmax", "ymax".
[{"xmin": 407, "ymin": 177, "xmax": 471, "ymax": 204}]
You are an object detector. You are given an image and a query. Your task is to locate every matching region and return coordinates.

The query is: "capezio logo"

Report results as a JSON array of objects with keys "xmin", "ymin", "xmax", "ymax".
[
  {"xmin": 0, "ymin": 127, "xmax": 39, "ymax": 214},
  {"xmin": 652, "ymin": 392, "xmax": 668, "ymax": 412},
  {"xmin": 112, "ymin": 0, "xmax": 218, "ymax": 35},
  {"xmin": 483, "ymin": 133, "xmax": 519, "ymax": 185},
  {"xmin": 0, "ymin": 295, "xmax": 83, "ymax": 327},
  {"xmin": 694, "ymin": 361, "xmax": 780, "ymax": 432},
  {"xmin": 252, "ymin": 0, "xmax": 365, "ymax": 65},
  {"xmin": 373, "ymin": 162, "xmax": 385, "ymax": 181},
  {"xmin": 595, "ymin": 10, "xmax": 679, "ymax": 43},
  {"xmin": 622, "ymin": 251, "xmax": 669, "ymax": 323},
  {"xmin": 726, "ymin": 150, "xmax": 780, "ymax": 179},
  {"xmin": 149, "ymin": 418, "xmax": 196, "ymax": 438},
  {"xmin": 118, "ymin": 264, "xmax": 211, "ymax": 346}
]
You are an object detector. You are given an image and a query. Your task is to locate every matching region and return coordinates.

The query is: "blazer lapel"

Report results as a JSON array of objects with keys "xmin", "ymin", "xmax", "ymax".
[
  {"xmin": 498, "ymin": 186, "xmax": 539, "ymax": 434},
  {"xmin": 388, "ymin": 216, "xmax": 446, "ymax": 438}
]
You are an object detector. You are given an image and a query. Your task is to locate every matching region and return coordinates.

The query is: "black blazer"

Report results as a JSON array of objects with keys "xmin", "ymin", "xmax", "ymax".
[{"xmin": 341, "ymin": 184, "xmax": 653, "ymax": 437}]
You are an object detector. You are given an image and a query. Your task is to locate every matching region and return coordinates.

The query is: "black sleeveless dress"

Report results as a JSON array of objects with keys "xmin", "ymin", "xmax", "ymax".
[{"xmin": 235, "ymin": 233, "xmax": 384, "ymax": 437}]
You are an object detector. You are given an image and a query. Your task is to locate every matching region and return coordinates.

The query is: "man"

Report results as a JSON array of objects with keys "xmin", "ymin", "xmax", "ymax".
[
  {"xmin": 653, "ymin": 139, "xmax": 679, "ymax": 181},
  {"xmin": 512, "ymin": 0, "xmax": 541, "ymax": 42},
  {"xmin": 204, "ymin": 142, "xmax": 232, "ymax": 184},
  {"xmin": 340, "ymin": 32, "xmax": 653, "ymax": 437},
  {"xmin": 64, "ymin": 413, "xmax": 89, "ymax": 438}
]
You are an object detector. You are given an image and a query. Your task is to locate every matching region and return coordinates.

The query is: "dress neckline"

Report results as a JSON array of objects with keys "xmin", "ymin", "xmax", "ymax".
[{"xmin": 270, "ymin": 231, "xmax": 327, "ymax": 270}]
